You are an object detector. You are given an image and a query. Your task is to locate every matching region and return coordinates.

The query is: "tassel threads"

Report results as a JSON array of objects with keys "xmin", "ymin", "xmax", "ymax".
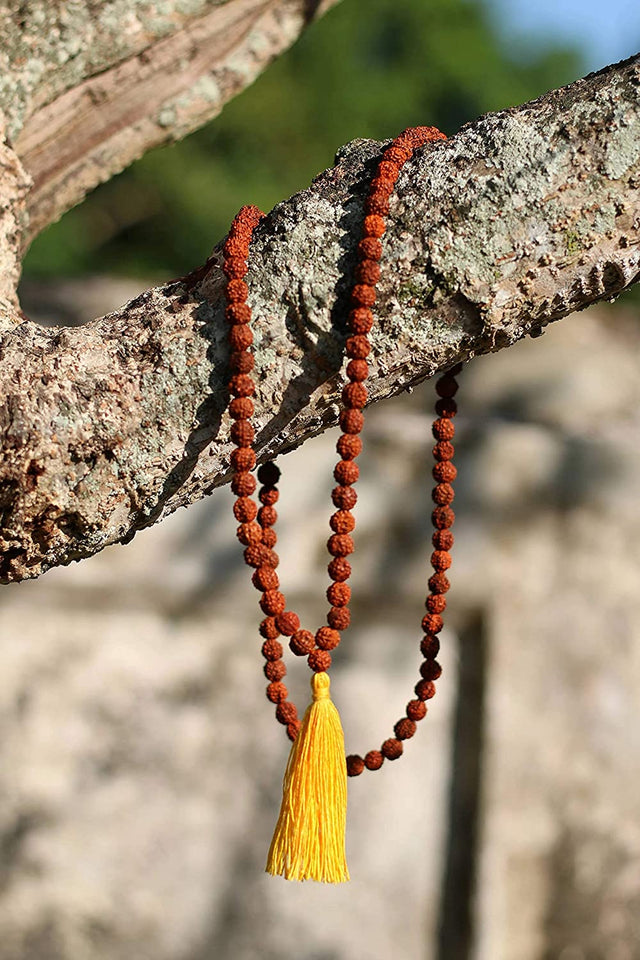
[{"xmin": 266, "ymin": 671, "xmax": 349, "ymax": 883}]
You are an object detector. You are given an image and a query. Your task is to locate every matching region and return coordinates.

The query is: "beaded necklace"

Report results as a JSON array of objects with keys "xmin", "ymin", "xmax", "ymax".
[{"xmin": 224, "ymin": 126, "xmax": 461, "ymax": 883}]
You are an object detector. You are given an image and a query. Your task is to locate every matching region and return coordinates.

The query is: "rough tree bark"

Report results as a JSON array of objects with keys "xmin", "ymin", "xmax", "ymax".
[{"xmin": 0, "ymin": 35, "xmax": 638, "ymax": 581}]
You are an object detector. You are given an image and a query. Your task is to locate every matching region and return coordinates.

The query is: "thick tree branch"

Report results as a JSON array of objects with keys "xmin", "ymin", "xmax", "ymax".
[
  {"xmin": 1, "ymin": 55, "xmax": 639, "ymax": 582},
  {"xmin": 2, "ymin": 0, "xmax": 341, "ymax": 242}
]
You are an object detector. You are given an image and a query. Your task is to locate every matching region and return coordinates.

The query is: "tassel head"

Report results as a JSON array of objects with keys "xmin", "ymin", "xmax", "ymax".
[{"xmin": 266, "ymin": 671, "xmax": 349, "ymax": 882}]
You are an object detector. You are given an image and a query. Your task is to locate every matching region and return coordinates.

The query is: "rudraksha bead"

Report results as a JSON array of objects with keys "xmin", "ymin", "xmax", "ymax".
[
  {"xmin": 331, "ymin": 486, "xmax": 358, "ymax": 509},
  {"xmin": 228, "ymin": 374, "xmax": 255, "ymax": 397},
  {"xmin": 229, "ymin": 325, "xmax": 253, "ymax": 350},
  {"xmin": 358, "ymin": 238, "xmax": 382, "ymax": 260},
  {"xmin": 436, "ymin": 376, "xmax": 459, "ymax": 398},
  {"xmin": 252, "ymin": 566, "xmax": 279, "ymax": 591},
  {"xmin": 230, "ymin": 420, "xmax": 254, "ymax": 447},
  {"xmin": 394, "ymin": 718, "xmax": 417, "ymax": 740},
  {"xmin": 420, "ymin": 635, "xmax": 440, "ymax": 659},
  {"xmin": 435, "ymin": 398, "xmax": 457, "ymax": 418},
  {"xmin": 276, "ymin": 611, "xmax": 300, "ymax": 636},
  {"xmin": 244, "ymin": 543, "xmax": 277, "ymax": 567},
  {"xmin": 364, "ymin": 750, "xmax": 384, "ymax": 771},
  {"xmin": 337, "ymin": 434, "xmax": 362, "ymax": 459},
  {"xmin": 355, "ymin": 261, "xmax": 381, "ymax": 285},
  {"xmin": 428, "ymin": 572, "xmax": 450, "ymax": 594},
  {"xmin": 363, "ymin": 214, "xmax": 386, "ymax": 238},
  {"xmin": 233, "ymin": 498, "xmax": 257, "ymax": 523},
  {"xmin": 225, "ymin": 302, "xmax": 252, "ymax": 324},
  {"xmin": 230, "ymin": 448, "xmax": 256, "ymax": 471},
  {"xmin": 275, "ymin": 701, "xmax": 298, "ymax": 725},
  {"xmin": 346, "ymin": 754, "xmax": 365, "ymax": 777},
  {"xmin": 432, "ymin": 506, "xmax": 455, "ymax": 530},
  {"xmin": 289, "ymin": 629, "xmax": 315, "ymax": 656},
  {"xmin": 406, "ymin": 699, "xmax": 427, "ymax": 722},
  {"xmin": 433, "ymin": 461, "xmax": 457, "ymax": 483},
  {"xmin": 422, "ymin": 613, "xmax": 444, "ymax": 634},
  {"xmin": 308, "ymin": 649, "xmax": 332, "ymax": 673},
  {"xmin": 327, "ymin": 582, "xmax": 351, "ymax": 606},
  {"xmin": 328, "ymin": 534, "xmax": 354, "ymax": 557},
  {"xmin": 415, "ymin": 679, "xmax": 437, "ymax": 701},
  {"xmin": 259, "ymin": 487, "xmax": 279, "ymax": 506},
  {"xmin": 334, "ymin": 461, "xmax": 359, "ymax": 485},
  {"xmin": 230, "ymin": 351, "xmax": 254, "ymax": 374},
  {"xmin": 316, "ymin": 626, "xmax": 341, "ymax": 651},
  {"xmin": 432, "ymin": 530, "xmax": 454, "ymax": 551},
  {"xmin": 264, "ymin": 660, "xmax": 286, "ymax": 682},
  {"xmin": 229, "ymin": 397, "xmax": 254, "ymax": 419},
  {"xmin": 262, "ymin": 529, "xmax": 277, "ymax": 548},
  {"xmin": 342, "ymin": 383, "xmax": 368, "ymax": 409},
  {"xmin": 381, "ymin": 738, "xmax": 403, "ymax": 760},
  {"xmin": 431, "ymin": 550, "xmax": 452, "ymax": 571},
  {"xmin": 328, "ymin": 606, "xmax": 350, "ymax": 630},
  {"xmin": 345, "ymin": 335, "xmax": 371, "ymax": 359},
  {"xmin": 339, "ymin": 408, "xmax": 365, "ymax": 433},
  {"xmin": 258, "ymin": 505, "xmax": 277, "ymax": 527},
  {"xmin": 226, "ymin": 279, "xmax": 248, "ymax": 302},
  {"xmin": 426, "ymin": 594, "xmax": 447, "ymax": 614},
  {"xmin": 433, "ymin": 440, "xmax": 455, "ymax": 461},
  {"xmin": 237, "ymin": 522, "xmax": 262, "ymax": 546},
  {"xmin": 260, "ymin": 591, "xmax": 286, "ymax": 616},
  {"xmin": 420, "ymin": 660, "xmax": 442, "ymax": 681},
  {"xmin": 433, "ymin": 483, "xmax": 455, "ymax": 505},
  {"xmin": 346, "ymin": 360, "xmax": 369, "ymax": 383},
  {"xmin": 328, "ymin": 557, "xmax": 351, "ymax": 582},
  {"xmin": 287, "ymin": 721, "xmax": 301, "ymax": 741},
  {"xmin": 266, "ymin": 682, "xmax": 288, "ymax": 703},
  {"xmin": 231, "ymin": 472, "xmax": 256, "ymax": 497},
  {"xmin": 330, "ymin": 510, "xmax": 355, "ymax": 534},
  {"xmin": 261, "ymin": 638, "xmax": 283, "ymax": 660}
]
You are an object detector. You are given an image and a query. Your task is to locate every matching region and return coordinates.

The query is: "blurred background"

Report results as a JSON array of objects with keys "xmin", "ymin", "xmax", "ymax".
[{"xmin": 3, "ymin": 1, "xmax": 640, "ymax": 958}]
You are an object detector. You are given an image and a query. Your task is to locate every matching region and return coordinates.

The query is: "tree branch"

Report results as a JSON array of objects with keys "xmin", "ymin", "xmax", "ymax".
[{"xmin": 1, "ymin": 55, "xmax": 639, "ymax": 582}]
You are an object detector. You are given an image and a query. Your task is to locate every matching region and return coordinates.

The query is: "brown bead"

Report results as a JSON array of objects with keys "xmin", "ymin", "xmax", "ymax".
[
  {"xmin": 289, "ymin": 629, "xmax": 315, "ymax": 656},
  {"xmin": 225, "ymin": 302, "xmax": 252, "ymax": 324},
  {"xmin": 229, "ymin": 324, "xmax": 253, "ymax": 351},
  {"xmin": 223, "ymin": 258, "xmax": 248, "ymax": 280},
  {"xmin": 231, "ymin": 472, "xmax": 256, "ymax": 497},
  {"xmin": 426, "ymin": 594, "xmax": 447, "ymax": 614},
  {"xmin": 223, "ymin": 238, "xmax": 247, "ymax": 259},
  {"xmin": 332, "ymin": 485, "xmax": 358, "ymax": 510},
  {"xmin": 328, "ymin": 606, "xmax": 351, "ymax": 630},
  {"xmin": 378, "ymin": 159, "xmax": 400, "ymax": 180},
  {"xmin": 433, "ymin": 461, "xmax": 457, "ymax": 483},
  {"xmin": 363, "ymin": 214, "xmax": 386, "ymax": 238},
  {"xmin": 370, "ymin": 175, "xmax": 394, "ymax": 197},
  {"xmin": 228, "ymin": 374, "xmax": 255, "ymax": 398},
  {"xmin": 229, "ymin": 397, "xmax": 254, "ymax": 420},
  {"xmin": 257, "ymin": 462, "xmax": 280, "ymax": 485},
  {"xmin": 342, "ymin": 382, "xmax": 368, "ymax": 409},
  {"xmin": 432, "ymin": 530, "xmax": 454, "ymax": 551},
  {"xmin": 260, "ymin": 591, "xmax": 286, "ymax": 616},
  {"xmin": 415, "ymin": 679, "xmax": 437, "ymax": 701},
  {"xmin": 421, "ymin": 635, "xmax": 440, "ymax": 659},
  {"xmin": 406, "ymin": 699, "xmax": 427, "ymax": 722},
  {"xmin": 436, "ymin": 375, "xmax": 459, "ymax": 398},
  {"xmin": 327, "ymin": 582, "xmax": 351, "ymax": 606},
  {"xmin": 262, "ymin": 529, "xmax": 277, "ymax": 548},
  {"xmin": 381, "ymin": 738, "xmax": 403, "ymax": 760},
  {"xmin": 261, "ymin": 638, "xmax": 283, "ymax": 660},
  {"xmin": 432, "ymin": 506, "xmax": 455, "ymax": 530},
  {"xmin": 420, "ymin": 659, "xmax": 443, "ymax": 681},
  {"xmin": 226, "ymin": 279, "xmax": 248, "ymax": 302},
  {"xmin": 231, "ymin": 448, "xmax": 256, "ymax": 472},
  {"xmin": 385, "ymin": 144, "xmax": 412, "ymax": 164},
  {"xmin": 334, "ymin": 460, "xmax": 359, "ymax": 485},
  {"xmin": 258, "ymin": 505, "xmax": 277, "ymax": 527},
  {"xmin": 337, "ymin": 434, "xmax": 362, "ymax": 460},
  {"xmin": 316, "ymin": 626, "xmax": 341, "ymax": 651},
  {"xmin": 328, "ymin": 534, "xmax": 354, "ymax": 557},
  {"xmin": 366, "ymin": 195, "xmax": 390, "ymax": 216},
  {"xmin": 433, "ymin": 441, "xmax": 455, "ymax": 462},
  {"xmin": 308, "ymin": 649, "xmax": 332, "ymax": 672},
  {"xmin": 346, "ymin": 360, "xmax": 369, "ymax": 383},
  {"xmin": 394, "ymin": 718, "xmax": 417, "ymax": 740},
  {"xmin": 349, "ymin": 308, "xmax": 374, "ymax": 334},
  {"xmin": 276, "ymin": 611, "xmax": 300, "ymax": 636},
  {"xmin": 328, "ymin": 557, "xmax": 351, "ymax": 582},
  {"xmin": 330, "ymin": 510, "xmax": 355, "ymax": 534},
  {"xmin": 432, "ymin": 418, "xmax": 455, "ymax": 441},
  {"xmin": 230, "ymin": 351, "xmax": 254, "ymax": 374},
  {"xmin": 259, "ymin": 487, "xmax": 279, "ymax": 506},
  {"xmin": 244, "ymin": 544, "xmax": 278, "ymax": 568},
  {"xmin": 266, "ymin": 682, "xmax": 288, "ymax": 703},
  {"xmin": 431, "ymin": 550, "xmax": 451, "ymax": 571},
  {"xmin": 230, "ymin": 420, "xmax": 255, "ymax": 447},
  {"xmin": 422, "ymin": 613, "xmax": 444, "ymax": 634},
  {"xmin": 233, "ymin": 497, "xmax": 257, "ymax": 523},
  {"xmin": 252, "ymin": 566, "xmax": 279, "ymax": 591},
  {"xmin": 358, "ymin": 238, "xmax": 382, "ymax": 261},
  {"xmin": 237, "ymin": 522, "xmax": 263, "ymax": 546},
  {"xmin": 287, "ymin": 720, "xmax": 301, "ymax": 742},
  {"xmin": 429, "ymin": 572, "xmax": 451, "ymax": 594},
  {"xmin": 346, "ymin": 754, "xmax": 365, "ymax": 777},
  {"xmin": 436, "ymin": 397, "xmax": 457, "ymax": 419},
  {"xmin": 351, "ymin": 284, "xmax": 376, "ymax": 308},
  {"xmin": 339, "ymin": 409, "xmax": 365, "ymax": 434},
  {"xmin": 364, "ymin": 750, "xmax": 384, "ymax": 770},
  {"xmin": 275, "ymin": 701, "xmax": 298, "ymax": 725},
  {"xmin": 356, "ymin": 260, "xmax": 381, "ymax": 285},
  {"xmin": 264, "ymin": 659, "xmax": 286, "ymax": 682},
  {"xmin": 433, "ymin": 483, "xmax": 455, "ymax": 506},
  {"xmin": 346, "ymin": 335, "xmax": 371, "ymax": 359}
]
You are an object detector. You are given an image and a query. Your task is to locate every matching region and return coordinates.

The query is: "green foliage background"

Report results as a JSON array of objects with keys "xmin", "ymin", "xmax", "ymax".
[{"xmin": 23, "ymin": 0, "xmax": 582, "ymax": 281}]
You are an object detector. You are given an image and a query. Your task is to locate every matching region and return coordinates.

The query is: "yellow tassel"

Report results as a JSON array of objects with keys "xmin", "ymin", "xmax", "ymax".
[{"xmin": 266, "ymin": 671, "xmax": 350, "ymax": 883}]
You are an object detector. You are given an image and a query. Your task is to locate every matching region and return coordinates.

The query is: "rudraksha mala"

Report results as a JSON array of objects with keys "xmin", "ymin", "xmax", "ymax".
[{"xmin": 224, "ymin": 126, "xmax": 460, "ymax": 881}]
